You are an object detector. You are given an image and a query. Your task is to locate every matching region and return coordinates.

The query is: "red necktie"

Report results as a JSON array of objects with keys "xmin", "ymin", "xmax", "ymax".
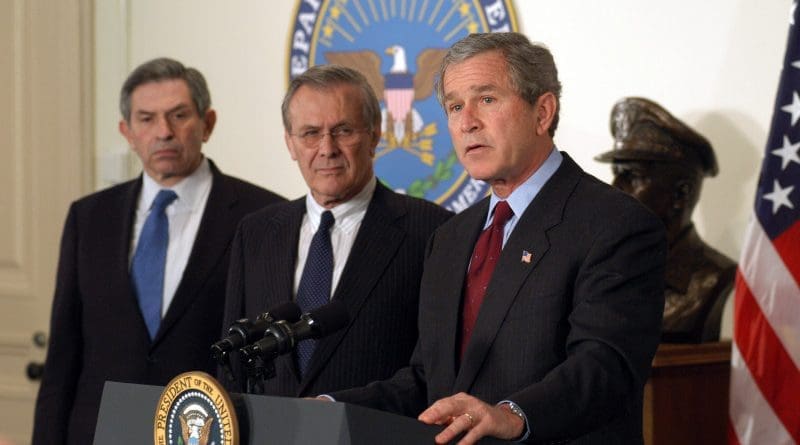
[{"xmin": 460, "ymin": 200, "xmax": 514, "ymax": 359}]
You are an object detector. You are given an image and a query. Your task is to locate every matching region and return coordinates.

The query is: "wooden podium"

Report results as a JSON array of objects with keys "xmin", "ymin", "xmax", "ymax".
[{"xmin": 643, "ymin": 340, "xmax": 731, "ymax": 445}]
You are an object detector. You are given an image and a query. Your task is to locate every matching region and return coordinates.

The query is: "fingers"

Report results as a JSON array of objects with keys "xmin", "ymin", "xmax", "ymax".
[
  {"xmin": 418, "ymin": 393, "xmax": 489, "ymax": 445},
  {"xmin": 419, "ymin": 393, "xmax": 525, "ymax": 445},
  {"xmin": 418, "ymin": 392, "xmax": 471, "ymax": 425},
  {"xmin": 436, "ymin": 412, "xmax": 481, "ymax": 445}
]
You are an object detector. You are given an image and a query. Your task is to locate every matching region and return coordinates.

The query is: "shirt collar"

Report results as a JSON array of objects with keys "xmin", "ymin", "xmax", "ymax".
[
  {"xmin": 486, "ymin": 147, "xmax": 563, "ymax": 225},
  {"xmin": 140, "ymin": 157, "xmax": 212, "ymax": 211},
  {"xmin": 304, "ymin": 176, "xmax": 377, "ymax": 234}
]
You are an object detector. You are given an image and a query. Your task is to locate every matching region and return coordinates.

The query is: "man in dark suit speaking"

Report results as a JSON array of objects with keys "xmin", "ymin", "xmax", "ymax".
[
  {"xmin": 221, "ymin": 65, "xmax": 451, "ymax": 397},
  {"xmin": 328, "ymin": 32, "xmax": 667, "ymax": 444},
  {"xmin": 32, "ymin": 58, "xmax": 284, "ymax": 444}
]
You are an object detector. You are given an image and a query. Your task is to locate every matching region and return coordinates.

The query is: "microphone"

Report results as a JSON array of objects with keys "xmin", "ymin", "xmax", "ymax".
[
  {"xmin": 238, "ymin": 301, "xmax": 349, "ymax": 365},
  {"xmin": 211, "ymin": 301, "xmax": 302, "ymax": 362}
]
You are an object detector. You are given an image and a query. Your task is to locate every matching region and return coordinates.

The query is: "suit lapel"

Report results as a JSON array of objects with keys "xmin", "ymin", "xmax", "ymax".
[
  {"xmin": 117, "ymin": 178, "xmax": 152, "ymax": 339},
  {"xmin": 155, "ymin": 163, "xmax": 238, "ymax": 345},
  {"xmin": 263, "ymin": 200, "xmax": 306, "ymax": 386},
  {"xmin": 428, "ymin": 199, "xmax": 488, "ymax": 391},
  {"xmin": 298, "ymin": 184, "xmax": 407, "ymax": 394},
  {"xmin": 259, "ymin": 200, "xmax": 304, "ymax": 310},
  {"xmin": 454, "ymin": 155, "xmax": 582, "ymax": 392}
]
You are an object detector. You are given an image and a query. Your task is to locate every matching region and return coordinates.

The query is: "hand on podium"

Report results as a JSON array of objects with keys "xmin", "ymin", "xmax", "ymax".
[{"xmin": 418, "ymin": 392, "xmax": 524, "ymax": 445}]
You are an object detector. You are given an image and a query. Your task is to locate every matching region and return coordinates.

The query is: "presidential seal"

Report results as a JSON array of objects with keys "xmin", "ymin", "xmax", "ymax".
[
  {"xmin": 154, "ymin": 371, "xmax": 238, "ymax": 445},
  {"xmin": 287, "ymin": 0, "xmax": 519, "ymax": 212}
]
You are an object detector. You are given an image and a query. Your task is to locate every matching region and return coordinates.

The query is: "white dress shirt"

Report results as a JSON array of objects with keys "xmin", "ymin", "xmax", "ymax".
[
  {"xmin": 293, "ymin": 176, "xmax": 377, "ymax": 299},
  {"xmin": 130, "ymin": 157, "xmax": 212, "ymax": 316}
]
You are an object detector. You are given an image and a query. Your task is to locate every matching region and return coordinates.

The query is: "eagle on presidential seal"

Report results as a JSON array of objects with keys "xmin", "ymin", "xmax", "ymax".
[
  {"xmin": 178, "ymin": 404, "xmax": 215, "ymax": 445},
  {"xmin": 325, "ymin": 45, "xmax": 446, "ymax": 166}
]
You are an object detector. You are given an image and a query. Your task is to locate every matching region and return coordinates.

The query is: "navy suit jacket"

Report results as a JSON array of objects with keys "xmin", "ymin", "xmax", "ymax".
[
  {"xmin": 32, "ymin": 160, "xmax": 284, "ymax": 445},
  {"xmin": 332, "ymin": 154, "xmax": 666, "ymax": 444},
  {"xmin": 222, "ymin": 182, "xmax": 451, "ymax": 397}
]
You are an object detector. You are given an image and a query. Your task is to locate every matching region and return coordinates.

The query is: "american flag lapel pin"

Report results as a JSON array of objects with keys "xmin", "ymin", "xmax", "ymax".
[{"xmin": 521, "ymin": 250, "xmax": 532, "ymax": 263}]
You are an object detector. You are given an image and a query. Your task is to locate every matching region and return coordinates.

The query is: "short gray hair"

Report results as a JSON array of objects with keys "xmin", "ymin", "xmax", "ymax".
[
  {"xmin": 281, "ymin": 65, "xmax": 381, "ymax": 132},
  {"xmin": 119, "ymin": 57, "xmax": 211, "ymax": 122},
  {"xmin": 435, "ymin": 32, "xmax": 562, "ymax": 136}
]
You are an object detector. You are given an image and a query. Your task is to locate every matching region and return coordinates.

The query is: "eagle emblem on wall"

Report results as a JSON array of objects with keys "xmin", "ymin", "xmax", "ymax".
[{"xmin": 326, "ymin": 46, "xmax": 446, "ymax": 166}]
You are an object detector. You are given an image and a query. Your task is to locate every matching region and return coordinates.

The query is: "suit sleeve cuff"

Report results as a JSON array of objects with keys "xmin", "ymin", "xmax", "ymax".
[{"xmin": 497, "ymin": 400, "xmax": 531, "ymax": 442}]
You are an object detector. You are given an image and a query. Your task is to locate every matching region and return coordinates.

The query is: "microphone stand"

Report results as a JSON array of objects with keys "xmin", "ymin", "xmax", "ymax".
[
  {"xmin": 241, "ymin": 350, "xmax": 276, "ymax": 395},
  {"xmin": 239, "ymin": 320, "xmax": 296, "ymax": 394}
]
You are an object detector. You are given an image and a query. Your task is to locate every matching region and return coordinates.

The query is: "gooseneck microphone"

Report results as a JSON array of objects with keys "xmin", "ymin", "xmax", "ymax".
[
  {"xmin": 211, "ymin": 301, "xmax": 302, "ymax": 362},
  {"xmin": 238, "ymin": 300, "xmax": 349, "ymax": 365}
]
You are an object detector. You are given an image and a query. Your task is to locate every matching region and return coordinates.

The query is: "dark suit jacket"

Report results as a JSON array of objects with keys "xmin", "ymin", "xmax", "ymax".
[
  {"xmin": 32, "ymin": 160, "xmax": 284, "ymax": 445},
  {"xmin": 221, "ymin": 182, "xmax": 451, "ymax": 397},
  {"xmin": 333, "ymin": 154, "xmax": 666, "ymax": 444}
]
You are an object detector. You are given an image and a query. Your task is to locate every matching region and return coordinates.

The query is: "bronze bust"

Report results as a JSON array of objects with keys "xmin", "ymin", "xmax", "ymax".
[{"xmin": 596, "ymin": 97, "xmax": 736, "ymax": 343}]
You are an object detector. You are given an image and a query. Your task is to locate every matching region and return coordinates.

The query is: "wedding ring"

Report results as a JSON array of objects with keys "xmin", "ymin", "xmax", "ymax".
[{"xmin": 463, "ymin": 412, "xmax": 475, "ymax": 426}]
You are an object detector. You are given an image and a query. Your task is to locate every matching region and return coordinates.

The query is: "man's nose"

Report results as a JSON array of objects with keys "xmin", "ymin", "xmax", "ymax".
[
  {"xmin": 156, "ymin": 115, "xmax": 174, "ymax": 139},
  {"xmin": 459, "ymin": 106, "xmax": 481, "ymax": 133},
  {"xmin": 316, "ymin": 132, "xmax": 341, "ymax": 156}
]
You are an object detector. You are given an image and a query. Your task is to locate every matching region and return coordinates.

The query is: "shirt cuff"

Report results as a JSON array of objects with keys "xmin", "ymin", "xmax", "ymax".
[
  {"xmin": 497, "ymin": 400, "xmax": 531, "ymax": 442},
  {"xmin": 317, "ymin": 394, "xmax": 336, "ymax": 402}
]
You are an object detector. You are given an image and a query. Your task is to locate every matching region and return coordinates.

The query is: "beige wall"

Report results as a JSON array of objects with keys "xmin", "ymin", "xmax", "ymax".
[
  {"xmin": 94, "ymin": 1, "xmax": 791, "ymax": 338},
  {"xmin": 0, "ymin": 1, "xmax": 93, "ymax": 442}
]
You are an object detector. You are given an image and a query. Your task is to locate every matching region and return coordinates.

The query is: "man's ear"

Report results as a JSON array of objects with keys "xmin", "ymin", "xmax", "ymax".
[
  {"xmin": 368, "ymin": 125, "xmax": 381, "ymax": 157},
  {"xmin": 534, "ymin": 92, "xmax": 557, "ymax": 136},
  {"xmin": 285, "ymin": 131, "xmax": 299, "ymax": 161},
  {"xmin": 119, "ymin": 119, "xmax": 133, "ymax": 148},
  {"xmin": 202, "ymin": 109, "xmax": 217, "ymax": 142}
]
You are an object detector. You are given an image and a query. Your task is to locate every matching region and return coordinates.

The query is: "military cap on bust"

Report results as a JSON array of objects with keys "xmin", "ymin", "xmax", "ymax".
[{"xmin": 595, "ymin": 97, "xmax": 718, "ymax": 177}]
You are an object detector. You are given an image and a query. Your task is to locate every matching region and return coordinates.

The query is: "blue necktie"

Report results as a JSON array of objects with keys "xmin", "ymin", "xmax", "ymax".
[
  {"xmin": 131, "ymin": 189, "xmax": 178, "ymax": 340},
  {"xmin": 295, "ymin": 210, "xmax": 335, "ymax": 376}
]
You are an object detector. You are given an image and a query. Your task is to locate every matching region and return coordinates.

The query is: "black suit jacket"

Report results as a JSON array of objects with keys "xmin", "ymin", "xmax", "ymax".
[
  {"xmin": 222, "ymin": 182, "xmax": 451, "ymax": 397},
  {"xmin": 32, "ymin": 160, "xmax": 284, "ymax": 445},
  {"xmin": 333, "ymin": 154, "xmax": 666, "ymax": 444}
]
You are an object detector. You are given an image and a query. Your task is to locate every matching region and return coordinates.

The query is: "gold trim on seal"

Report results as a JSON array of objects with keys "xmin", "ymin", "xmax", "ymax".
[{"xmin": 154, "ymin": 371, "xmax": 239, "ymax": 445}]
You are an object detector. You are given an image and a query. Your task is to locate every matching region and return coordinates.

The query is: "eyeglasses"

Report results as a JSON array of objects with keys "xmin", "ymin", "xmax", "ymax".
[{"xmin": 290, "ymin": 126, "xmax": 369, "ymax": 148}]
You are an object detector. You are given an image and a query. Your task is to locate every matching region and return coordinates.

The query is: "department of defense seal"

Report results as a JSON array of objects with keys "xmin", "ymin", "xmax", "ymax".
[
  {"xmin": 154, "ymin": 371, "xmax": 238, "ymax": 445},
  {"xmin": 287, "ymin": 0, "xmax": 519, "ymax": 212}
]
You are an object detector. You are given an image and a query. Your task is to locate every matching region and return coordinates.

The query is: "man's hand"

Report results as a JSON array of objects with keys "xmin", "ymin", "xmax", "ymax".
[{"xmin": 418, "ymin": 392, "xmax": 524, "ymax": 444}]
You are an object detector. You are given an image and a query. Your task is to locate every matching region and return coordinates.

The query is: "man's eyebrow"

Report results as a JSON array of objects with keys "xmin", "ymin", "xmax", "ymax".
[
  {"xmin": 444, "ymin": 84, "xmax": 498, "ymax": 102},
  {"xmin": 295, "ymin": 120, "xmax": 350, "ymax": 130},
  {"xmin": 133, "ymin": 103, "xmax": 192, "ymax": 116}
]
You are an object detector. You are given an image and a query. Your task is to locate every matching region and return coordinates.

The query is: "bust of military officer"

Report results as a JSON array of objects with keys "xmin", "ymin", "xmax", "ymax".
[{"xmin": 596, "ymin": 97, "xmax": 736, "ymax": 343}]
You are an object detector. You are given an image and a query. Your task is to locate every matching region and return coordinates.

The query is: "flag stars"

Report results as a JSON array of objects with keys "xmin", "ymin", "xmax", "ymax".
[
  {"xmin": 762, "ymin": 179, "xmax": 795, "ymax": 214},
  {"xmin": 781, "ymin": 91, "xmax": 800, "ymax": 126},
  {"xmin": 771, "ymin": 135, "xmax": 800, "ymax": 169}
]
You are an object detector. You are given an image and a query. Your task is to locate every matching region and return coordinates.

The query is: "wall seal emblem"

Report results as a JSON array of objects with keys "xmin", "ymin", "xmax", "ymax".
[{"xmin": 287, "ymin": 0, "xmax": 519, "ymax": 212}]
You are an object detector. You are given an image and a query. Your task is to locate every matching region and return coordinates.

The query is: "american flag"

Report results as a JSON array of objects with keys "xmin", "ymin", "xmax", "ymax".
[{"xmin": 728, "ymin": 3, "xmax": 800, "ymax": 444}]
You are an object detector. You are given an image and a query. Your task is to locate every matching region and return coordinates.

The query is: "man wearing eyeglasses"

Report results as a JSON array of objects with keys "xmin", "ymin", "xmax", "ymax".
[{"xmin": 221, "ymin": 65, "xmax": 451, "ymax": 397}]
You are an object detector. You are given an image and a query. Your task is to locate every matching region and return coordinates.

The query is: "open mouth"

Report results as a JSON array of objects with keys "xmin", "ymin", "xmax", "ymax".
[{"xmin": 465, "ymin": 143, "xmax": 487, "ymax": 153}]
